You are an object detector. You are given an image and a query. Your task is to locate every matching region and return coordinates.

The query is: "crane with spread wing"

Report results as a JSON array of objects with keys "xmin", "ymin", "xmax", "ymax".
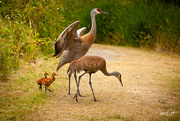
[{"xmin": 53, "ymin": 8, "xmax": 110, "ymax": 72}]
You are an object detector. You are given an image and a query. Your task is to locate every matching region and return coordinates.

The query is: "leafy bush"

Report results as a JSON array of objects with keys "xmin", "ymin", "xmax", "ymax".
[
  {"xmin": 0, "ymin": 17, "xmax": 35, "ymax": 78},
  {"xmin": 64, "ymin": 0, "xmax": 180, "ymax": 53},
  {"xmin": 0, "ymin": 0, "xmax": 67, "ymax": 77}
]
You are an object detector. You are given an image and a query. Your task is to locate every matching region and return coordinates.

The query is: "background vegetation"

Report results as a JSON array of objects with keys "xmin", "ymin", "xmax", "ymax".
[{"xmin": 0, "ymin": 0, "xmax": 180, "ymax": 77}]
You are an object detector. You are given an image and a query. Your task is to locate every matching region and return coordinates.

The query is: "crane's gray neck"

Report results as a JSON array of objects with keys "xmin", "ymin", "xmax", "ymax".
[
  {"xmin": 102, "ymin": 70, "xmax": 120, "ymax": 77},
  {"xmin": 90, "ymin": 13, "xmax": 96, "ymax": 38},
  {"xmin": 104, "ymin": 71, "xmax": 115, "ymax": 76}
]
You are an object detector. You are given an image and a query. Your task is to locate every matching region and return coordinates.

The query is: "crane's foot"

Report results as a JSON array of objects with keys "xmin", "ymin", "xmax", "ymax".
[
  {"xmin": 48, "ymin": 89, "xmax": 52, "ymax": 92},
  {"xmin": 79, "ymin": 94, "xmax": 85, "ymax": 97},
  {"xmin": 94, "ymin": 99, "xmax": 100, "ymax": 102},
  {"xmin": 73, "ymin": 93, "xmax": 78, "ymax": 102}
]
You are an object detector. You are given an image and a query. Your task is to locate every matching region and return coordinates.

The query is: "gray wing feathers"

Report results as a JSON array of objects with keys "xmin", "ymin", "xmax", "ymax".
[{"xmin": 53, "ymin": 21, "xmax": 81, "ymax": 58}]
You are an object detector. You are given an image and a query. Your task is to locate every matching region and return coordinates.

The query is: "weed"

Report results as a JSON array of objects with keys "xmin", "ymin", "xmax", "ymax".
[{"xmin": 107, "ymin": 114, "xmax": 131, "ymax": 121}]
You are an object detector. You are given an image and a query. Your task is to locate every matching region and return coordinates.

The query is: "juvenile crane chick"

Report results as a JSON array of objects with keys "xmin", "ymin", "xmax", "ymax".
[
  {"xmin": 67, "ymin": 56, "xmax": 123, "ymax": 102},
  {"xmin": 42, "ymin": 72, "xmax": 58, "ymax": 94},
  {"xmin": 37, "ymin": 72, "xmax": 49, "ymax": 90}
]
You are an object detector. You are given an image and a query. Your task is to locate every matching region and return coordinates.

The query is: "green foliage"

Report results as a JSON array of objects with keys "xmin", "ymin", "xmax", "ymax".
[
  {"xmin": 0, "ymin": 15, "xmax": 48, "ymax": 77},
  {"xmin": 0, "ymin": 0, "xmax": 67, "ymax": 77},
  {"xmin": 22, "ymin": 0, "xmax": 68, "ymax": 39},
  {"xmin": 64, "ymin": 0, "xmax": 180, "ymax": 53}
]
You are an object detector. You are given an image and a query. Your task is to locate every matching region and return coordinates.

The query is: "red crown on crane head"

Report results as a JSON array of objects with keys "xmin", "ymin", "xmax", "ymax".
[{"xmin": 96, "ymin": 8, "xmax": 101, "ymax": 12}]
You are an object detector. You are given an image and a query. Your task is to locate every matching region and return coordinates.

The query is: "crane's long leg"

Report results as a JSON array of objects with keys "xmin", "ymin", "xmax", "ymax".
[
  {"xmin": 74, "ymin": 71, "xmax": 77, "ymax": 93},
  {"xmin": 74, "ymin": 72, "xmax": 86, "ymax": 102},
  {"xmin": 89, "ymin": 73, "xmax": 96, "ymax": 101},
  {"xmin": 68, "ymin": 73, "xmax": 71, "ymax": 95},
  {"xmin": 45, "ymin": 86, "xmax": 47, "ymax": 94},
  {"xmin": 74, "ymin": 71, "xmax": 84, "ymax": 97},
  {"xmin": 45, "ymin": 86, "xmax": 52, "ymax": 93},
  {"xmin": 39, "ymin": 85, "xmax": 42, "ymax": 90}
]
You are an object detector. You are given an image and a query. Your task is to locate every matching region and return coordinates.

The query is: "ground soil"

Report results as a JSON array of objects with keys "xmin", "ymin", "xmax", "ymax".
[
  {"xmin": 34, "ymin": 44, "xmax": 179, "ymax": 121},
  {"xmin": 2, "ymin": 44, "xmax": 179, "ymax": 121}
]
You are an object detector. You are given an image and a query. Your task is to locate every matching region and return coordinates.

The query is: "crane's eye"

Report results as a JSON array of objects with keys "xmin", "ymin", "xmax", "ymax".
[{"xmin": 96, "ymin": 8, "xmax": 101, "ymax": 12}]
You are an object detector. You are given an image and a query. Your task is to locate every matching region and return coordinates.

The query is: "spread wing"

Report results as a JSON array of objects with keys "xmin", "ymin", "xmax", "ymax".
[
  {"xmin": 77, "ymin": 27, "xmax": 86, "ymax": 37},
  {"xmin": 53, "ymin": 21, "xmax": 84, "ymax": 58}
]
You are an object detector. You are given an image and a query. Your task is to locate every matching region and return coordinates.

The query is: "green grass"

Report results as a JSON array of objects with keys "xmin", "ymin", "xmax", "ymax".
[
  {"xmin": 80, "ymin": 114, "xmax": 133, "ymax": 121},
  {"xmin": 169, "ymin": 77, "xmax": 180, "ymax": 100},
  {"xmin": 0, "ymin": 57, "xmax": 54, "ymax": 120},
  {"xmin": 0, "ymin": 81, "xmax": 45, "ymax": 120},
  {"xmin": 106, "ymin": 114, "xmax": 133, "ymax": 121},
  {"xmin": 1, "ymin": 92, "xmax": 47, "ymax": 120},
  {"xmin": 157, "ymin": 77, "xmax": 180, "ymax": 121}
]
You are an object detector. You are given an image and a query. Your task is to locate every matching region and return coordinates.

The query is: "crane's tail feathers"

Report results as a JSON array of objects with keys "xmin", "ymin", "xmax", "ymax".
[
  {"xmin": 53, "ymin": 51, "xmax": 63, "ymax": 58},
  {"xmin": 56, "ymin": 66, "xmax": 60, "ymax": 72},
  {"xmin": 53, "ymin": 54, "xmax": 57, "ymax": 57},
  {"xmin": 53, "ymin": 48, "xmax": 62, "ymax": 57},
  {"xmin": 56, "ymin": 64, "xmax": 60, "ymax": 72},
  {"xmin": 53, "ymin": 51, "xmax": 60, "ymax": 57}
]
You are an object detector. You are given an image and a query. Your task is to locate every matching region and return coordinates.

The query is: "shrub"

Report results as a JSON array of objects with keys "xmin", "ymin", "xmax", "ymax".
[{"xmin": 64, "ymin": 0, "xmax": 180, "ymax": 53}]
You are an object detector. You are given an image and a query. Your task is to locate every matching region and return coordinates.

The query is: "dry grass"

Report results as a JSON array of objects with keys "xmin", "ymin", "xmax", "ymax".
[{"xmin": 0, "ymin": 44, "xmax": 180, "ymax": 121}]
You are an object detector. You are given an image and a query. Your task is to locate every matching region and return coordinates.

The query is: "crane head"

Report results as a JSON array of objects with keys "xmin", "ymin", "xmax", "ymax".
[
  {"xmin": 114, "ymin": 72, "xmax": 123, "ymax": 87},
  {"xmin": 52, "ymin": 72, "xmax": 58, "ymax": 77},
  {"xmin": 92, "ymin": 8, "xmax": 110, "ymax": 15},
  {"xmin": 96, "ymin": 8, "xmax": 110, "ymax": 15},
  {"xmin": 44, "ymin": 72, "xmax": 49, "ymax": 76},
  {"xmin": 118, "ymin": 74, "xmax": 123, "ymax": 87}
]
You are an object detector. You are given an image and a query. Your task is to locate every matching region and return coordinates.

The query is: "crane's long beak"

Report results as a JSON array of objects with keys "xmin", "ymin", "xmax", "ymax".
[
  {"xmin": 119, "ymin": 79, "xmax": 123, "ymax": 87},
  {"xmin": 101, "ymin": 11, "xmax": 110, "ymax": 15}
]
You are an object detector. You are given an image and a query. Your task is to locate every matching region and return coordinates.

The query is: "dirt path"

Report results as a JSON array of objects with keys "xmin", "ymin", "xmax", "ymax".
[
  {"xmin": 30, "ymin": 44, "xmax": 178, "ymax": 121},
  {"xmin": 3, "ymin": 44, "xmax": 179, "ymax": 121}
]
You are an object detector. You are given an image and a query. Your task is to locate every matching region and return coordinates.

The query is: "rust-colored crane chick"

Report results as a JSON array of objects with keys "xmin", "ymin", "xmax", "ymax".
[
  {"xmin": 37, "ymin": 72, "xmax": 49, "ymax": 90},
  {"xmin": 67, "ymin": 56, "xmax": 123, "ymax": 102},
  {"xmin": 42, "ymin": 72, "xmax": 58, "ymax": 93}
]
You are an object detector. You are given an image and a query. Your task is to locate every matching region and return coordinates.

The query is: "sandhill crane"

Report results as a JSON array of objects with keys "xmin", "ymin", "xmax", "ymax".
[
  {"xmin": 67, "ymin": 56, "xmax": 123, "ymax": 102},
  {"xmin": 53, "ymin": 8, "xmax": 110, "ymax": 73},
  {"xmin": 37, "ymin": 72, "xmax": 49, "ymax": 90},
  {"xmin": 42, "ymin": 72, "xmax": 58, "ymax": 93}
]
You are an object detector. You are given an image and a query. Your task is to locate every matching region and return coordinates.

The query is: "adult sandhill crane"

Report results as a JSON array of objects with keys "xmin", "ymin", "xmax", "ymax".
[
  {"xmin": 53, "ymin": 8, "xmax": 110, "ymax": 72},
  {"xmin": 42, "ymin": 72, "xmax": 58, "ymax": 93},
  {"xmin": 67, "ymin": 56, "xmax": 123, "ymax": 102},
  {"xmin": 37, "ymin": 72, "xmax": 49, "ymax": 90}
]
